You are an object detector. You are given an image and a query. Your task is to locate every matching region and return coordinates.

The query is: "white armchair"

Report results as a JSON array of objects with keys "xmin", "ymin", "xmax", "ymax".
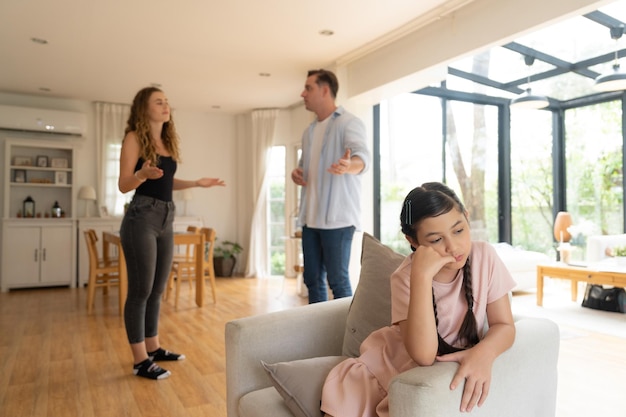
[{"xmin": 225, "ymin": 234, "xmax": 560, "ymax": 417}]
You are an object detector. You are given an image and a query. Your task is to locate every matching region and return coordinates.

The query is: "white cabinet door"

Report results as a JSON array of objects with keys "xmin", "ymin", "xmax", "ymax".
[
  {"xmin": 1, "ymin": 223, "xmax": 74, "ymax": 291},
  {"xmin": 40, "ymin": 225, "xmax": 73, "ymax": 285},
  {"xmin": 2, "ymin": 226, "xmax": 40, "ymax": 288}
]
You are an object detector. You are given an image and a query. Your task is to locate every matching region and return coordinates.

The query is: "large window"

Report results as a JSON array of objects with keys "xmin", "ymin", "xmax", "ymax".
[
  {"xmin": 565, "ymin": 101, "xmax": 624, "ymax": 244},
  {"xmin": 267, "ymin": 145, "xmax": 286, "ymax": 276},
  {"xmin": 444, "ymin": 101, "xmax": 499, "ymax": 243},
  {"xmin": 510, "ymin": 109, "xmax": 554, "ymax": 253},
  {"xmin": 379, "ymin": 93, "xmax": 443, "ymax": 254}
]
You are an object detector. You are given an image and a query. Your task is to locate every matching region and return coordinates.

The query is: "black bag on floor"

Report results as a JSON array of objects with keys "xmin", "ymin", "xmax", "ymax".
[{"xmin": 581, "ymin": 284, "xmax": 626, "ymax": 313}]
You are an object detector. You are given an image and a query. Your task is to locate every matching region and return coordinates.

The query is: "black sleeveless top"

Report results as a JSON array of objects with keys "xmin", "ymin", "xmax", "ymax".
[{"xmin": 134, "ymin": 156, "xmax": 177, "ymax": 202}]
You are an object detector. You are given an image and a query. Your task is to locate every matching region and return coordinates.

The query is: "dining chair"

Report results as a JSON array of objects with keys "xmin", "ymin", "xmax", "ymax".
[
  {"xmin": 200, "ymin": 227, "xmax": 217, "ymax": 303},
  {"xmin": 169, "ymin": 225, "xmax": 199, "ymax": 293},
  {"xmin": 84, "ymin": 229, "xmax": 120, "ymax": 314},
  {"xmin": 166, "ymin": 230, "xmax": 205, "ymax": 309}
]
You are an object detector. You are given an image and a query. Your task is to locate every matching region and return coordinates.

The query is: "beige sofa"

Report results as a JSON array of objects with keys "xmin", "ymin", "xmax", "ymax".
[{"xmin": 226, "ymin": 234, "xmax": 560, "ymax": 417}]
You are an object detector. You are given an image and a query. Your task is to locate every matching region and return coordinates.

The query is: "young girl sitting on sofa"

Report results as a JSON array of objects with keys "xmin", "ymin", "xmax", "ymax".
[{"xmin": 321, "ymin": 182, "xmax": 516, "ymax": 416}]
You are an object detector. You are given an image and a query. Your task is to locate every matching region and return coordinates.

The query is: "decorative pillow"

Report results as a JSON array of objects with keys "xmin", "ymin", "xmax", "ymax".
[
  {"xmin": 261, "ymin": 356, "xmax": 346, "ymax": 417},
  {"xmin": 342, "ymin": 232, "xmax": 405, "ymax": 357}
]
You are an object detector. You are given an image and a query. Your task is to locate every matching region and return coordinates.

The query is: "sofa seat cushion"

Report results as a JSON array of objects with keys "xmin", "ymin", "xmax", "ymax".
[
  {"xmin": 239, "ymin": 387, "xmax": 295, "ymax": 417},
  {"xmin": 261, "ymin": 356, "xmax": 346, "ymax": 417}
]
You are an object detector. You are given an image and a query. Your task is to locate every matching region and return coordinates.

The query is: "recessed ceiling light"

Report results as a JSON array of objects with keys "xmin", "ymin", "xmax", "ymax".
[
  {"xmin": 150, "ymin": 83, "xmax": 162, "ymax": 88},
  {"xmin": 31, "ymin": 37, "xmax": 48, "ymax": 45},
  {"xmin": 259, "ymin": 72, "xmax": 271, "ymax": 77},
  {"xmin": 319, "ymin": 30, "xmax": 334, "ymax": 36}
]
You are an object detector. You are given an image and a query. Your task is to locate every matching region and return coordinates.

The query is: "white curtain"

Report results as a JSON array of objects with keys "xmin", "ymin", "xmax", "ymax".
[
  {"xmin": 95, "ymin": 102, "xmax": 130, "ymax": 216},
  {"xmin": 245, "ymin": 109, "xmax": 280, "ymax": 278}
]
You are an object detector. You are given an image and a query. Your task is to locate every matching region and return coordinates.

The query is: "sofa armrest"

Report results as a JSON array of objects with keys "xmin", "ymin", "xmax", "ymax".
[
  {"xmin": 225, "ymin": 297, "xmax": 351, "ymax": 417},
  {"xmin": 388, "ymin": 317, "xmax": 559, "ymax": 417}
]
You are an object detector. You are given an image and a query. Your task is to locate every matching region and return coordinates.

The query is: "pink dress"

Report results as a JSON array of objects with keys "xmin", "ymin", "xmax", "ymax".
[{"xmin": 320, "ymin": 241, "xmax": 516, "ymax": 417}]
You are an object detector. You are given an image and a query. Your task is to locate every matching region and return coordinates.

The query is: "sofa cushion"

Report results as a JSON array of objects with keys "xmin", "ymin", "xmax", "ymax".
[
  {"xmin": 342, "ymin": 232, "xmax": 405, "ymax": 357},
  {"xmin": 261, "ymin": 356, "xmax": 346, "ymax": 417}
]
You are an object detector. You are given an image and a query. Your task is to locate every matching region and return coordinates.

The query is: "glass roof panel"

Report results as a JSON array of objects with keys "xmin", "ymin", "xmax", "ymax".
[
  {"xmin": 599, "ymin": 1, "xmax": 626, "ymax": 22},
  {"xmin": 515, "ymin": 15, "xmax": 617, "ymax": 64},
  {"xmin": 437, "ymin": 0, "xmax": 626, "ymax": 104},
  {"xmin": 450, "ymin": 48, "xmax": 555, "ymax": 85}
]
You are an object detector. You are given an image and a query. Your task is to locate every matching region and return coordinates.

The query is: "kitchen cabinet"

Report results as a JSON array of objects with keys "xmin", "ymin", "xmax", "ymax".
[{"xmin": 1, "ymin": 221, "xmax": 74, "ymax": 291}]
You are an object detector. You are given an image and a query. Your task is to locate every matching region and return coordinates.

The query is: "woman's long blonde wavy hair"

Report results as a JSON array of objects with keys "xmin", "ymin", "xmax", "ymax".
[{"xmin": 125, "ymin": 86, "xmax": 181, "ymax": 165}]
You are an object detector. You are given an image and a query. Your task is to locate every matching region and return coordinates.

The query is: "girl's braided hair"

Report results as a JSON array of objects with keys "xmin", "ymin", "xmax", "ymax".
[{"xmin": 400, "ymin": 182, "xmax": 479, "ymax": 354}]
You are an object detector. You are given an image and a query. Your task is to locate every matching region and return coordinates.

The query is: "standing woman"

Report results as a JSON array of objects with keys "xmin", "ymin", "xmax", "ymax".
[{"xmin": 119, "ymin": 86, "xmax": 225, "ymax": 380}]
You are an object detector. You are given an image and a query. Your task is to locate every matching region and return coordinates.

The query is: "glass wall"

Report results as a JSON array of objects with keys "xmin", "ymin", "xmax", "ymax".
[
  {"xmin": 379, "ymin": 93, "xmax": 443, "ymax": 255},
  {"xmin": 564, "ymin": 101, "xmax": 623, "ymax": 256},
  {"xmin": 444, "ymin": 101, "xmax": 499, "ymax": 243},
  {"xmin": 510, "ymin": 109, "xmax": 554, "ymax": 253}
]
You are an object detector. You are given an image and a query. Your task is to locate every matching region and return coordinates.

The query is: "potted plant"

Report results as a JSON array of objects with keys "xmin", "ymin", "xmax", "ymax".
[{"xmin": 214, "ymin": 239, "xmax": 243, "ymax": 277}]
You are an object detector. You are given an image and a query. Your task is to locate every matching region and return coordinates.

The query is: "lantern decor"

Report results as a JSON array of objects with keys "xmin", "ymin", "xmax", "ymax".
[{"xmin": 23, "ymin": 196, "xmax": 35, "ymax": 218}]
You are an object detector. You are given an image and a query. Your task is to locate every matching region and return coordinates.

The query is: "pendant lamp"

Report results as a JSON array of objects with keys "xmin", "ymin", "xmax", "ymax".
[
  {"xmin": 594, "ymin": 25, "xmax": 626, "ymax": 92},
  {"xmin": 510, "ymin": 55, "xmax": 549, "ymax": 109}
]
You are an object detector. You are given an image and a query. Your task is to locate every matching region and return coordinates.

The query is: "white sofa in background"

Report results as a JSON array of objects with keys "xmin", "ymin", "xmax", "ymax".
[
  {"xmin": 586, "ymin": 234, "xmax": 626, "ymax": 262},
  {"xmin": 225, "ymin": 234, "xmax": 560, "ymax": 417},
  {"xmin": 491, "ymin": 242, "xmax": 552, "ymax": 291}
]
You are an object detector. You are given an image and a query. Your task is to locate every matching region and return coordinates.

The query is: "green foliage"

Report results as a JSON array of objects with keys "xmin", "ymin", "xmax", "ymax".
[
  {"xmin": 270, "ymin": 251, "xmax": 285, "ymax": 275},
  {"xmin": 613, "ymin": 246, "xmax": 626, "ymax": 257},
  {"xmin": 214, "ymin": 240, "xmax": 243, "ymax": 259}
]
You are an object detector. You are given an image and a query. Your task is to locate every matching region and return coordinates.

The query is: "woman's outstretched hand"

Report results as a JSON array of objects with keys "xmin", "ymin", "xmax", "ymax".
[{"xmin": 196, "ymin": 178, "xmax": 226, "ymax": 187}]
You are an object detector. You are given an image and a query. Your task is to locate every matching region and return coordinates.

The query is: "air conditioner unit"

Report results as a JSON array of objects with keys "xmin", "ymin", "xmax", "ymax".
[{"xmin": 0, "ymin": 104, "xmax": 87, "ymax": 136}]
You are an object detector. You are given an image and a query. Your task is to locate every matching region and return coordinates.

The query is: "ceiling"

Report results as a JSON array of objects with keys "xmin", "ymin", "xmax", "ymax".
[{"xmin": 0, "ymin": 0, "xmax": 454, "ymax": 114}]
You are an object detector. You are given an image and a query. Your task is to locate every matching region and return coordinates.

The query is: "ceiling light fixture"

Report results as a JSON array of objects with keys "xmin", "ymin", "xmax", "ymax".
[
  {"xmin": 30, "ymin": 37, "xmax": 48, "ymax": 45},
  {"xmin": 319, "ymin": 29, "xmax": 334, "ymax": 36},
  {"xmin": 510, "ymin": 55, "xmax": 550, "ymax": 109},
  {"xmin": 594, "ymin": 25, "xmax": 626, "ymax": 92}
]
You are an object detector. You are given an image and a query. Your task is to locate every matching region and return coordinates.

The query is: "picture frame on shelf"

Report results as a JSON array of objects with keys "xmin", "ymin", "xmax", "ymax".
[
  {"xmin": 50, "ymin": 158, "xmax": 68, "ymax": 168},
  {"xmin": 55, "ymin": 171, "xmax": 67, "ymax": 185},
  {"xmin": 36, "ymin": 155, "xmax": 49, "ymax": 167},
  {"xmin": 14, "ymin": 169, "xmax": 26, "ymax": 183},
  {"xmin": 13, "ymin": 156, "xmax": 32, "ymax": 166}
]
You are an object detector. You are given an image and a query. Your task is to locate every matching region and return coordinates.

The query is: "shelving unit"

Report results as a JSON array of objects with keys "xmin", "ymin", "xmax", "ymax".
[
  {"xmin": 4, "ymin": 140, "xmax": 74, "ymax": 219},
  {"xmin": 2, "ymin": 139, "xmax": 77, "ymax": 291}
]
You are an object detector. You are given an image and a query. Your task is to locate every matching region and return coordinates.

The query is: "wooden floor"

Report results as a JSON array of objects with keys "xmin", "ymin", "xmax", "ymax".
[{"xmin": 0, "ymin": 277, "xmax": 624, "ymax": 417}]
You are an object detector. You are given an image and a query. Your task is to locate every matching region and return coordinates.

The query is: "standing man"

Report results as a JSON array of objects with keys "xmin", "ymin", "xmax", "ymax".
[{"xmin": 291, "ymin": 69, "xmax": 370, "ymax": 303}]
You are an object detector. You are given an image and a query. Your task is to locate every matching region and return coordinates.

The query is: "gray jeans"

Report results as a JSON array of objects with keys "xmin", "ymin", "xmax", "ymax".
[{"xmin": 120, "ymin": 194, "xmax": 175, "ymax": 344}]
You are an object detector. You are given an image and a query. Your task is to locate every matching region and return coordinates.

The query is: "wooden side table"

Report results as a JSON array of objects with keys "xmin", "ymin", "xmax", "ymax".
[{"xmin": 536, "ymin": 263, "xmax": 626, "ymax": 306}]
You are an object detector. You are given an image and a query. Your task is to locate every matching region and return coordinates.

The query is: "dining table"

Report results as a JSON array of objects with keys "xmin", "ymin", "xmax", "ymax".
[{"xmin": 102, "ymin": 230, "xmax": 206, "ymax": 313}]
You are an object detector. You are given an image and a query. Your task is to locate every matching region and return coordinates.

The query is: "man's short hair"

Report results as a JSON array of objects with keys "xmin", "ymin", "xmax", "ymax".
[{"xmin": 307, "ymin": 69, "xmax": 339, "ymax": 98}]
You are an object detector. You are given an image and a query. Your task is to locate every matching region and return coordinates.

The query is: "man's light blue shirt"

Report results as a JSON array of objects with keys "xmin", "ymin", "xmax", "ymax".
[{"xmin": 297, "ymin": 106, "xmax": 370, "ymax": 230}]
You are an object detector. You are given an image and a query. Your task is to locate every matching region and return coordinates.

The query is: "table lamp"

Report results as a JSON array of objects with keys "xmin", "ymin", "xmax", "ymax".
[
  {"xmin": 78, "ymin": 185, "xmax": 97, "ymax": 217},
  {"xmin": 553, "ymin": 211, "xmax": 573, "ymax": 263},
  {"xmin": 553, "ymin": 211, "xmax": 573, "ymax": 243}
]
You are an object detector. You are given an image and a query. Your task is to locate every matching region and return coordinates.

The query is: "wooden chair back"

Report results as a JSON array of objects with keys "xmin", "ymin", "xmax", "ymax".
[{"xmin": 83, "ymin": 229, "xmax": 120, "ymax": 314}]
